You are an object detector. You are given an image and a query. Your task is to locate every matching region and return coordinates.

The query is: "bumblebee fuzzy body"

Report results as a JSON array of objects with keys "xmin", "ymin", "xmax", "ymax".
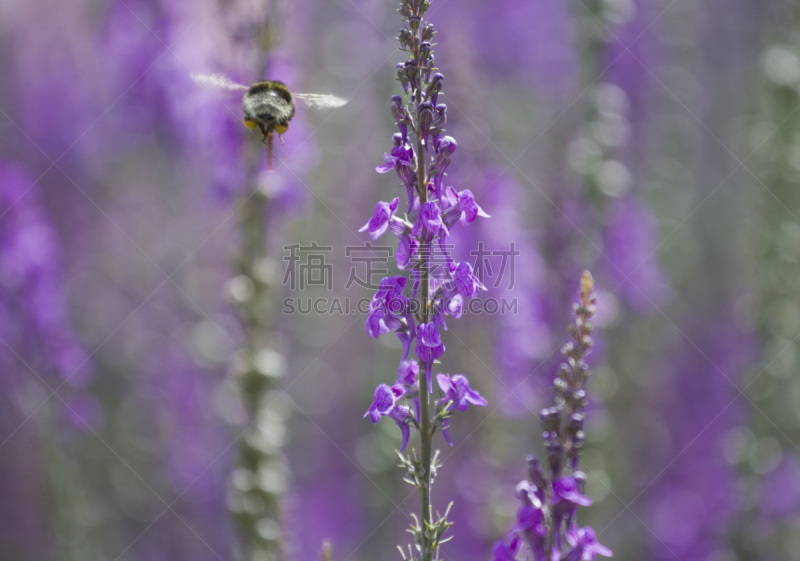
[
  {"xmin": 242, "ymin": 80, "xmax": 296, "ymax": 138},
  {"xmin": 191, "ymin": 73, "xmax": 347, "ymax": 170}
]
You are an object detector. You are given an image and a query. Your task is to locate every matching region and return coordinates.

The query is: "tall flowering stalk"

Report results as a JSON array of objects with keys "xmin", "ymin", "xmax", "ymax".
[
  {"xmin": 730, "ymin": 24, "xmax": 800, "ymax": 557},
  {"xmin": 218, "ymin": 3, "xmax": 297, "ymax": 560},
  {"xmin": 226, "ymin": 159, "xmax": 290, "ymax": 561},
  {"xmin": 361, "ymin": 1, "xmax": 488, "ymax": 559},
  {"xmin": 492, "ymin": 272, "xmax": 612, "ymax": 561}
]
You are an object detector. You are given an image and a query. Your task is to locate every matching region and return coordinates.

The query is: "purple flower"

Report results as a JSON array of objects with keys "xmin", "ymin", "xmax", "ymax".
[
  {"xmin": 446, "ymin": 293, "xmax": 463, "ymax": 319},
  {"xmin": 419, "ymin": 321, "xmax": 443, "ymax": 348},
  {"xmin": 566, "ymin": 527, "xmax": 612, "ymax": 560},
  {"xmin": 365, "ymin": 305, "xmax": 390, "ymax": 338},
  {"xmin": 436, "ymin": 374, "xmax": 487, "ymax": 412},
  {"xmin": 458, "ymin": 188, "xmax": 490, "ymax": 224},
  {"xmin": 364, "ymin": 384, "xmax": 412, "ymax": 451},
  {"xmin": 516, "ymin": 505, "xmax": 547, "ymax": 557},
  {"xmin": 491, "ymin": 541, "xmax": 517, "ymax": 561},
  {"xmin": 452, "ymin": 261, "xmax": 486, "ymax": 299},
  {"xmin": 440, "ymin": 186, "xmax": 463, "ymax": 229},
  {"xmin": 367, "ymin": 276, "xmax": 415, "ymax": 361},
  {"xmin": 515, "ymin": 480, "xmax": 542, "ymax": 509},
  {"xmin": 375, "ymin": 275, "xmax": 408, "ymax": 302},
  {"xmin": 376, "ymin": 145, "xmax": 414, "ymax": 174},
  {"xmin": 359, "ymin": 198, "xmax": 400, "ymax": 240},
  {"xmin": 517, "ymin": 505, "xmax": 547, "ymax": 538},
  {"xmin": 415, "ymin": 322, "xmax": 445, "ymax": 390},
  {"xmin": 377, "ymin": 133, "xmax": 416, "ymax": 212},
  {"xmin": 553, "ymin": 475, "xmax": 592, "ymax": 507},
  {"xmin": 436, "ymin": 373, "xmax": 487, "ymax": 445},
  {"xmin": 412, "ymin": 201, "xmax": 448, "ymax": 242},
  {"xmin": 397, "ymin": 360, "xmax": 419, "ymax": 386}
]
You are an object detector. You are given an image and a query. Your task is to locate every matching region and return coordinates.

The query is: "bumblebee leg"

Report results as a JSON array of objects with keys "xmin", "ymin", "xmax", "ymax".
[
  {"xmin": 258, "ymin": 123, "xmax": 269, "ymax": 144},
  {"xmin": 275, "ymin": 123, "xmax": 288, "ymax": 145},
  {"xmin": 267, "ymin": 132, "xmax": 274, "ymax": 171}
]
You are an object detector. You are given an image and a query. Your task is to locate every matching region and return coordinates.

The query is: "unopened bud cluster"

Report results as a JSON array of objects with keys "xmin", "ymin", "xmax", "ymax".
[{"xmin": 491, "ymin": 272, "xmax": 612, "ymax": 561}]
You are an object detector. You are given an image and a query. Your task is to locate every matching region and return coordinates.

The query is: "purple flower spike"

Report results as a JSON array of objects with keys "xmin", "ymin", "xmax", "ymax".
[
  {"xmin": 566, "ymin": 527, "xmax": 612, "ymax": 561},
  {"xmin": 359, "ymin": 198, "xmax": 400, "ymax": 240},
  {"xmin": 364, "ymin": 384, "xmax": 413, "ymax": 451},
  {"xmin": 458, "ymin": 189, "xmax": 490, "ymax": 224},
  {"xmin": 553, "ymin": 476, "xmax": 593, "ymax": 507},
  {"xmin": 491, "ymin": 274, "xmax": 605, "ymax": 561},
  {"xmin": 361, "ymin": 5, "xmax": 495, "ymax": 556},
  {"xmin": 453, "ymin": 261, "xmax": 486, "ymax": 298}
]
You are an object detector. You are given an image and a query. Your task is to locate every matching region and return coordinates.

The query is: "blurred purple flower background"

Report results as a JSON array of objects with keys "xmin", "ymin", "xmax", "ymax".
[{"xmin": 1, "ymin": 0, "xmax": 800, "ymax": 559}]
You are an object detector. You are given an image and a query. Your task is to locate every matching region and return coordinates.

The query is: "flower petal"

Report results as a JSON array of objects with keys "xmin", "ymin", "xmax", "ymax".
[
  {"xmin": 370, "ymin": 220, "xmax": 389, "ymax": 240},
  {"xmin": 398, "ymin": 420, "xmax": 410, "ymax": 452},
  {"xmin": 441, "ymin": 417, "xmax": 453, "ymax": 446},
  {"xmin": 376, "ymin": 153, "xmax": 395, "ymax": 173}
]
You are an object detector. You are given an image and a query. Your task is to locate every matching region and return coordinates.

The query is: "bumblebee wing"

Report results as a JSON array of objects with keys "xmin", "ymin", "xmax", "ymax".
[
  {"xmin": 191, "ymin": 73, "xmax": 248, "ymax": 92},
  {"xmin": 294, "ymin": 93, "xmax": 349, "ymax": 110}
]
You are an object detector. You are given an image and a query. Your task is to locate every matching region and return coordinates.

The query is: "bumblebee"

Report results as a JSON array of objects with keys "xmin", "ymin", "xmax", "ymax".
[
  {"xmin": 192, "ymin": 73, "xmax": 347, "ymax": 169},
  {"xmin": 242, "ymin": 80, "xmax": 295, "ymax": 142}
]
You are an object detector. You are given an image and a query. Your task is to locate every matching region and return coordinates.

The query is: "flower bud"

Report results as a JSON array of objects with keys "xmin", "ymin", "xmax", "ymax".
[
  {"xmin": 419, "ymin": 41, "xmax": 433, "ymax": 62},
  {"xmin": 420, "ymin": 23, "xmax": 436, "ymax": 42},
  {"xmin": 398, "ymin": 28, "xmax": 413, "ymax": 49},
  {"xmin": 397, "ymin": 63, "xmax": 409, "ymax": 94},
  {"xmin": 416, "ymin": 102, "xmax": 434, "ymax": 148},
  {"xmin": 526, "ymin": 455, "xmax": 546, "ymax": 489}
]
